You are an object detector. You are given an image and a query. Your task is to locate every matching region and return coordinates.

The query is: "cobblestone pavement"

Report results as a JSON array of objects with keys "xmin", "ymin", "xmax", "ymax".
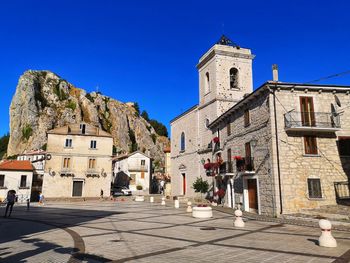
[{"xmin": 0, "ymin": 200, "xmax": 349, "ymax": 263}]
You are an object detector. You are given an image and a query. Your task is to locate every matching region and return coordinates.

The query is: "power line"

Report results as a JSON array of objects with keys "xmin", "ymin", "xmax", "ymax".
[{"xmin": 305, "ymin": 70, "xmax": 350, "ymax": 84}]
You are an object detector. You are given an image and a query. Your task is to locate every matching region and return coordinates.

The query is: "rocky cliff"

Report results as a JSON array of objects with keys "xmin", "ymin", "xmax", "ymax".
[{"xmin": 7, "ymin": 70, "xmax": 169, "ymax": 163}]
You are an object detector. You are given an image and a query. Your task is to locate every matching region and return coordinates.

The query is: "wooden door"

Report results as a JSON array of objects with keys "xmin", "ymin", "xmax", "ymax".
[
  {"xmin": 247, "ymin": 179, "xmax": 258, "ymax": 210},
  {"xmin": 72, "ymin": 181, "xmax": 83, "ymax": 197},
  {"xmin": 182, "ymin": 173, "xmax": 186, "ymax": 195},
  {"xmin": 300, "ymin": 97, "xmax": 315, "ymax": 126}
]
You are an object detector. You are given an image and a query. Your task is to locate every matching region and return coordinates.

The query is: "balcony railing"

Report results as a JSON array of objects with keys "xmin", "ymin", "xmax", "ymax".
[
  {"xmin": 284, "ymin": 111, "xmax": 341, "ymax": 132},
  {"xmin": 334, "ymin": 181, "xmax": 350, "ymax": 201},
  {"xmin": 236, "ymin": 157, "xmax": 255, "ymax": 172}
]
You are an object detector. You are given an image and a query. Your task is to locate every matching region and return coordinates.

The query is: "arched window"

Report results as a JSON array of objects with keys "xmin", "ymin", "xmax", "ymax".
[
  {"xmin": 229, "ymin": 68, "xmax": 239, "ymax": 89},
  {"xmin": 204, "ymin": 72, "xmax": 210, "ymax": 93},
  {"xmin": 180, "ymin": 132, "xmax": 185, "ymax": 152}
]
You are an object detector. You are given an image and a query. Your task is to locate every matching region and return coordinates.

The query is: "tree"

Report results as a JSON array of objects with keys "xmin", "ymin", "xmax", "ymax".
[
  {"xmin": 141, "ymin": 110, "xmax": 150, "ymax": 121},
  {"xmin": 192, "ymin": 177, "xmax": 209, "ymax": 203},
  {"xmin": 0, "ymin": 133, "xmax": 9, "ymax": 159},
  {"xmin": 149, "ymin": 119, "xmax": 168, "ymax": 137},
  {"xmin": 133, "ymin": 102, "xmax": 140, "ymax": 116}
]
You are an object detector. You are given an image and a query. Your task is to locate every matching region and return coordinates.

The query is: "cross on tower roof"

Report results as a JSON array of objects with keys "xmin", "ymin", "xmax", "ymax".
[{"xmin": 216, "ymin": 35, "xmax": 239, "ymax": 48}]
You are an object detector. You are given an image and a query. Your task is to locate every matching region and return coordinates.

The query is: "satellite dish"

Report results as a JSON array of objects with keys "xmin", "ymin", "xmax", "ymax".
[
  {"xmin": 334, "ymin": 95, "xmax": 341, "ymax": 107},
  {"xmin": 331, "ymin": 103, "xmax": 337, "ymax": 116},
  {"xmin": 46, "ymin": 154, "xmax": 52, "ymax": 160}
]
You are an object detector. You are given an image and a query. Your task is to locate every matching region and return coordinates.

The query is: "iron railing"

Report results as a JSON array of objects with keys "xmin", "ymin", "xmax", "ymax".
[
  {"xmin": 284, "ymin": 111, "xmax": 340, "ymax": 129},
  {"xmin": 236, "ymin": 157, "xmax": 254, "ymax": 172},
  {"xmin": 219, "ymin": 161, "xmax": 234, "ymax": 174},
  {"xmin": 334, "ymin": 181, "xmax": 350, "ymax": 200}
]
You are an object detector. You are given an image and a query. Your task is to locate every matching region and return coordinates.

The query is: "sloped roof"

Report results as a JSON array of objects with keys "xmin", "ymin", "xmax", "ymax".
[
  {"xmin": 112, "ymin": 151, "xmax": 151, "ymax": 161},
  {"xmin": 47, "ymin": 123, "xmax": 112, "ymax": 137},
  {"xmin": 0, "ymin": 160, "xmax": 33, "ymax": 171}
]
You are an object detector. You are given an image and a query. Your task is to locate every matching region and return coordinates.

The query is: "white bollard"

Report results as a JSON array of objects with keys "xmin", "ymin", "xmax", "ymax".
[
  {"xmin": 150, "ymin": 196, "xmax": 154, "ymax": 203},
  {"xmin": 318, "ymin": 219, "xmax": 337, "ymax": 247},
  {"xmin": 186, "ymin": 201, "xmax": 192, "ymax": 213},
  {"xmin": 234, "ymin": 209, "xmax": 245, "ymax": 227},
  {"xmin": 174, "ymin": 199, "xmax": 180, "ymax": 208},
  {"xmin": 161, "ymin": 197, "xmax": 166, "ymax": 206}
]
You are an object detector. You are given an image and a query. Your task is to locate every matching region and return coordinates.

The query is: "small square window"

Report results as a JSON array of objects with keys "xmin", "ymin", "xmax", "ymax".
[
  {"xmin": 308, "ymin": 178, "xmax": 322, "ymax": 198},
  {"xmin": 63, "ymin": 158, "xmax": 71, "ymax": 168},
  {"xmin": 65, "ymin": 139, "xmax": 72, "ymax": 148},
  {"xmin": 88, "ymin": 158, "xmax": 96, "ymax": 169},
  {"xmin": 304, "ymin": 136, "xmax": 317, "ymax": 154},
  {"xmin": 90, "ymin": 140, "xmax": 97, "ymax": 149},
  {"xmin": 141, "ymin": 160, "xmax": 145, "ymax": 166}
]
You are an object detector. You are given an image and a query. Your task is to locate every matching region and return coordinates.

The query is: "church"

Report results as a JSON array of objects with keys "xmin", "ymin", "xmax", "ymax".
[{"xmin": 170, "ymin": 36, "xmax": 255, "ymax": 197}]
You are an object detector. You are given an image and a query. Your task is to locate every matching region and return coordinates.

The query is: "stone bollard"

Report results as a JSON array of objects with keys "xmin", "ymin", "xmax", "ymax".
[
  {"xmin": 186, "ymin": 201, "xmax": 192, "ymax": 213},
  {"xmin": 318, "ymin": 219, "xmax": 337, "ymax": 247},
  {"xmin": 150, "ymin": 196, "xmax": 154, "ymax": 203},
  {"xmin": 234, "ymin": 209, "xmax": 245, "ymax": 227},
  {"xmin": 174, "ymin": 199, "xmax": 180, "ymax": 208},
  {"xmin": 161, "ymin": 197, "xmax": 166, "ymax": 206}
]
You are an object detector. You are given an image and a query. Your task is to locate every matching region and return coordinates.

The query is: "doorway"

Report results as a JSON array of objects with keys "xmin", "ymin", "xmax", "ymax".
[
  {"xmin": 182, "ymin": 173, "xmax": 186, "ymax": 195},
  {"xmin": 247, "ymin": 179, "xmax": 258, "ymax": 211},
  {"xmin": 72, "ymin": 181, "xmax": 83, "ymax": 197}
]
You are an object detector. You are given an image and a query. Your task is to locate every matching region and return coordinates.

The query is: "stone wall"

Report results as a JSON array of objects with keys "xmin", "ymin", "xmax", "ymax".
[{"xmin": 272, "ymin": 87, "xmax": 350, "ymax": 213}]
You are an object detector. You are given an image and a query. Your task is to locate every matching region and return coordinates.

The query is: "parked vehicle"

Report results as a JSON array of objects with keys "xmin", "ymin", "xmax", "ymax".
[{"xmin": 112, "ymin": 187, "xmax": 132, "ymax": 196}]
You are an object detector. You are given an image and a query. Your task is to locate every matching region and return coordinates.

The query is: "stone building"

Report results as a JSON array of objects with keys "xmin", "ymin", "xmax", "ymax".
[
  {"xmin": 208, "ymin": 82, "xmax": 350, "ymax": 216},
  {"xmin": 0, "ymin": 160, "xmax": 34, "ymax": 203},
  {"xmin": 43, "ymin": 123, "xmax": 113, "ymax": 199},
  {"xmin": 112, "ymin": 151, "xmax": 151, "ymax": 193},
  {"xmin": 171, "ymin": 36, "xmax": 254, "ymax": 197}
]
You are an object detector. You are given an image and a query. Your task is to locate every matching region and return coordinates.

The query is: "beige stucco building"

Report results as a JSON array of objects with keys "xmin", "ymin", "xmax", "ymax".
[
  {"xmin": 43, "ymin": 123, "xmax": 113, "ymax": 198},
  {"xmin": 171, "ymin": 36, "xmax": 254, "ymax": 197}
]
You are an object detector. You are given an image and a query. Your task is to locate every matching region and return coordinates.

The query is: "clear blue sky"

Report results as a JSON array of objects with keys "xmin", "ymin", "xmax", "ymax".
[{"xmin": 1, "ymin": 0, "xmax": 350, "ymax": 136}]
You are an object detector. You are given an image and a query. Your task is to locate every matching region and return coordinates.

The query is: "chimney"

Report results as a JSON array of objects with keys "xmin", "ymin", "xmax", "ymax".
[{"xmin": 272, "ymin": 64, "xmax": 279, "ymax": 82}]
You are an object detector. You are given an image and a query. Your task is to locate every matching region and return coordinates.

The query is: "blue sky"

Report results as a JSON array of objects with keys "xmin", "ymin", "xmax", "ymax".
[{"xmin": 1, "ymin": 0, "xmax": 350, "ymax": 136}]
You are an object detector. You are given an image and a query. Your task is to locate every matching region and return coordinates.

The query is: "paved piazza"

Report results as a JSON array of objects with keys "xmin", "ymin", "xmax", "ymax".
[{"xmin": 0, "ymin": 200, "xmax": 349, "ymax": 263}]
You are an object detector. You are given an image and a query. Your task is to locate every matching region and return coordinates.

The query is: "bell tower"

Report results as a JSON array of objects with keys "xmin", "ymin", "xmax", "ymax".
[{"xmin": 197, "ymin": 35, "xmax": 255, "ymax": 147}]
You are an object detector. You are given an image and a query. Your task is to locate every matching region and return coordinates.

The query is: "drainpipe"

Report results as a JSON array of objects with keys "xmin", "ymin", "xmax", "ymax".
[{"xmin": 272, "ymin": 86, "xmax": 283, "ymax": 215}]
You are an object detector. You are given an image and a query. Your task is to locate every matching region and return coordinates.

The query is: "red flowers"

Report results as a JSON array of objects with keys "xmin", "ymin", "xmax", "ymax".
[
  {"xmin": 214, "ymin": 189, "xmax": 226, "ymax": 198},
  {"xmin": 197, "ymin": 204, "xmax": 208, "ymax": 207},
  {"xmin": 234, "ymin": 156, "xmax": 243, "ymax": 160},
  {"xmin": 212, "ymin": 137, "xmax": 219, "ymax": 143},
  {"xmin": 204, "ymin": 163, "xmax": 212, "ymax": 170}
]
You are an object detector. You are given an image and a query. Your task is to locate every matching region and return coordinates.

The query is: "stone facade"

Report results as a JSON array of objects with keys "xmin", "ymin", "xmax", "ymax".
[
  {"xmin": 43, "ymin": 123, "xmax": 113, "ymax": 198},
  {"xmin": 209, "ymin": 83, "xmax": 350, "ymax": 216},
  {"xmin": 171, "ymin": 36, "xmax": 255, "ymax": 198}
]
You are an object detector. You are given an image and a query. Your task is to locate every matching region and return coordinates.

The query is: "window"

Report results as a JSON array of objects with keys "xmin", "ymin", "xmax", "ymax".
[
  {"xmin": 20, "ymin": 175, "xmax": 27, "ymax": 188},
  {"xmin": 204, "ymin": 72, "xmax": 210, "ymax": 94},
  {"xmin": 180, "ymin": 132, "xmax": 185, "ymax": 152},
  {"xmin": 244, "ymin": 109, "xmax": 250, "ymax": 127},
  {"xmin": 338, "ymin": 137, "xmax": 350, "ymax": 156},
  {"xmin": 88, "ymin": 158, "xmax": 96, "ymax": 169},
  {"xmin": 80, "ymin": 124, "xmax": 86, "ymax": 134},
  {"xmin": 227, "ymin": 122, "xmax": 231, "ymax": 136},
  {"xmin": 300, "ymin": 97, "xmax": 315, "ymax": 127},
  {"xmin": 63, "ymin": 158, "xmax": 71, "ymax": 168},
  {"xmin": 308, "ymin": 178, "xmax": 322, "ymax": 198},
  {"xmin": 90, "ymin": 140, "xmax": 97, "ymax": 149},
  {"xmin": 227, "ymin": 148, "xmax": 232, "ymax": 173},
  {"xmin": 141, "ymin": 160, "xmax": 146, "ymax": 166},
  {"xmin": 229, "ymin": 68, "xmax": 238, "ymax": 89},
  {"xmin": 0, "ymin": 175, "xmax": 4, "ymax": 187},
  {"xmin": 65, "ymin": 138, "xmax": 72, "ymax": 148},
  {"xmin": 304, "ymin": 136, "xmax": 318, "ymax": 155}
]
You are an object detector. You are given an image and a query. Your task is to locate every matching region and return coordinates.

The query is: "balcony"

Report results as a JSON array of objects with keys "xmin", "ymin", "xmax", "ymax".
[
  {"xmin": 236, "ymin": 157, "xmax": 255, "ymax": 174},
  {"xmin": 86, "ymin": 169, "xmax": 100, "ymax": 177},
  {"xmin": 334, "ymin": 181, "xmax": 350, "ymax": 205},
  {"xmin": 128, "ymin": 164, "xmax": 148, "ymax": 172},
  {"xmin": 60, "ymin": 168, "xmax": 74, "ymax": 177},
  {"xmin": 284, "ymin": 111, "xmax": 341, "ymax": 132},
  {"xmin": 219, "ymin": 161, "xmax": 234, "ymax": 174}
]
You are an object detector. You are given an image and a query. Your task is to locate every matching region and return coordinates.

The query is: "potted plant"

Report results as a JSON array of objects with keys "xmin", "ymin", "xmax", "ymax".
[
  {"xmin": 135, "ymin": 184, "xmax": 144, "ymax": 202},
  {"xmin": 192, "ymin": 177, "xmax": 213, "ymax": 218}
]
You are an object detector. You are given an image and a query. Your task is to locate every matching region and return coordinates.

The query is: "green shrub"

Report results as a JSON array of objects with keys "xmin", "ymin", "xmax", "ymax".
[
  {"xmin": 192, "ymin": 177, "xmax": 209, "ymax": 194},
  {"xmin": 66, "ymin": 100, "xmax": 76, "ymax": 111},
  {"xmin": 22, "ymin": 124, "xmax": 33, "ymax": 141},
  {"xmin": 53, "ymin": 82, "xmax": 69, "ymax": 101}
]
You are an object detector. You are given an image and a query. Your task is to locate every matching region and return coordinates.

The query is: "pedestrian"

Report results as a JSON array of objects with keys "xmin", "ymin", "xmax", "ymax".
[
  {"xmin": 100, "ymin": 189, "xmax": 104, "ymax": 200},
  {"xmin": 160, "ymin": 180, "xmax": 165, "ymax": 195},
  {"xmin": 39, "ymin": 192, "xmax": 45, "ymax": 205},
  {"xmin": 4, "ymin": 190, "xmax": 16, "ymax": 218}
]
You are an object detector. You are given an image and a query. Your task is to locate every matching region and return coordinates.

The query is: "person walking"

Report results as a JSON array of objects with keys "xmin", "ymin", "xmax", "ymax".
[
  {"xmin": 100, "ymin": 189, "xmax": 104, "ymax": 200},
  {"xmin": 4, "ymin": 190, "xmax": 16, "ymax": 218},
  {"xmin": 39, "ymin": 192, "xmax": 45, "ymax": 205}
]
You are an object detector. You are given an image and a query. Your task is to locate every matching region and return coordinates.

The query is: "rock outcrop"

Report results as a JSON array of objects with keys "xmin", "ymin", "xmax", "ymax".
[{"xmin": 7, "ymin": 70, "xmax": 169, "ymax": 163}]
